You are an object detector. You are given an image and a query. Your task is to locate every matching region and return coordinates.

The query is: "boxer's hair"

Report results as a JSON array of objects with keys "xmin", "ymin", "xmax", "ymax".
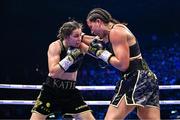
[
  {"xmin": 87, "ymin": 8, "xmax": 120, "ymax": 24},
  {"xmin": 57, "ymin": 20, "xmax": 83, "ymax": 40}
]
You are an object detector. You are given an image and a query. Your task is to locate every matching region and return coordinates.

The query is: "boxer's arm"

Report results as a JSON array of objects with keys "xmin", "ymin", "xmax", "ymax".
[
  {"xmin": 47, "ymin": 41, "xmax": 65, "ymax": 77},
  {"xmin": 81, "ymin": 33, "xmax": 96, "ymax": 45},
  {"xmin": 108, "ymin": 28, "xmax": 130, "ymax": 71},
  {"xmin": 79, "ymin": 42, "xmax": 99, "ymax": 59}
]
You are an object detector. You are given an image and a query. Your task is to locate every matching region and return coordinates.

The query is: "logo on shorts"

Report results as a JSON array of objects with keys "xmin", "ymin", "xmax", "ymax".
[
  {"xmin": 75, "ymin": 105, "xmax": 88, "ymax": 110},
  {"xmin": 34, "ymin": 99, "xmax": 42, "ymax": 108},
  {"xmin": 46, "ymin": 102, "xmax": 51, "ymax": 108}
]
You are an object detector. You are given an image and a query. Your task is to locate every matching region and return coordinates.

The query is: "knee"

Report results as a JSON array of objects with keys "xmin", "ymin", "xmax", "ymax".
[
  {"xmin": 73, "ymin": 111, "xmax": 95, "ymax": 120},
  {"xmin": 105, "ymin": 112, "xmax": 125, "ymax": 120},
  {"xmin": 30, "ymin": 112, "xmax": 47, "ymax": 120}
]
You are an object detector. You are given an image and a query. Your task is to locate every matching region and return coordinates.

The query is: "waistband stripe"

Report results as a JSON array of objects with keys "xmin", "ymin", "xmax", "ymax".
[{"xmin": 45, "ymin": 77, "xmax": 76, "ymax": 89}]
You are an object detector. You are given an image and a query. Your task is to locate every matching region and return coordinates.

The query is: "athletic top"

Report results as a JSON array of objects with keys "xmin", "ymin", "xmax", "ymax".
[{"xmin": 106, "ymin": 25, "xmax": 149, "ymax": 75}]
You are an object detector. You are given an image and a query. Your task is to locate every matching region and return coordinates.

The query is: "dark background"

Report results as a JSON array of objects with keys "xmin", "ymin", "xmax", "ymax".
[
  {"xmin": 1, "ymin": 0, "xmax": 180, "ymax": 73},
  {"xmin": 1, "ymin": 0, "xmax": 180, "ymax": 68},
  {"xmin": 1, "ymin": 0, "xmax": 180, "ymax": 119}
]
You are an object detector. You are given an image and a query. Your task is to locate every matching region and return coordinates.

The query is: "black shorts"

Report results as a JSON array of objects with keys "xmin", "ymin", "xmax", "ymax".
[
  {"xmin": 31, "ymin": 77, "xmax": 91, "ymax": 116},
  {"xmin": 111, "ymin": 70, "xmax": 159, "ymax": 108}
]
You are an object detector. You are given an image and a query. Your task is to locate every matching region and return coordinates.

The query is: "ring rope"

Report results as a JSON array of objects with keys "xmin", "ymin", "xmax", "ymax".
[
  {"xmin": 1, "ymin": 84, "xmax": 179, "ymax": 105},
  {"xmin": 0, "ymin": 84, "xmax": 180, "ymax": 90},
  {"xmin": 0, "ymin": 100, "xmax": 180, "ymax": 105}
]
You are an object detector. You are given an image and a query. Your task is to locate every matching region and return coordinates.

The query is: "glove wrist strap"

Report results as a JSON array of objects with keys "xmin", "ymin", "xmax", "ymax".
[{"xmin": 97, "ymin": 50, "xmax": 112, "ymax": 63}]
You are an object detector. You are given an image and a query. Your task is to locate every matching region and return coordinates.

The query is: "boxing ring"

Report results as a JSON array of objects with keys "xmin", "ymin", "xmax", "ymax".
[{"xmin": 0, "ymin": 84, "xmax": 180, "ymax": 105}]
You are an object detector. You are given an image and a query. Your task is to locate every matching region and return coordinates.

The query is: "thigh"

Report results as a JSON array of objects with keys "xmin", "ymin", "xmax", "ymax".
[
  {"xmin": 30, "ymin": 112, "xmax": 48, "ymax": 120},
  {"xmin": 73, "ymin": 110, "xmax": 95, "ymax": 120},
  {"xmin": 61, "ymin": 89, "xmax": 92, "ymax": 115},
  {"xmin": 105, "ymin": 97, "xmax": 136, "ymax": 120},
  {"xmin": 137, "ymin": 106, "xmax": 160, "ymax": 120}
]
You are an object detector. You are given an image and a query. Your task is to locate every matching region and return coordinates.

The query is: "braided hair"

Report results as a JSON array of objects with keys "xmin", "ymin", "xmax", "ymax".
[{"xmin": 87, "ymin": 8, "xmax": 120, "ymax": 24}]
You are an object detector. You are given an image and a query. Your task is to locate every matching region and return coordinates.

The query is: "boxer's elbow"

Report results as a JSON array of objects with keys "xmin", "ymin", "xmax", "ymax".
[
  {"xmin": 110, "ymin": 56, "xmax": 129, "ymax": 71},
  {"xmin": 48, "ymin": 65, "xmax": 64, "ymax": 78},
  {"xmin": 119, "ymin": 59, "xmax": 129, "ymax": 72}
]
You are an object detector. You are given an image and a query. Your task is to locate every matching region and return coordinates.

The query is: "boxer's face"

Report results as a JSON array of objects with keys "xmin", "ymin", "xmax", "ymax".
[
  {"xmin": 87, "ymin": 19, "xmax": 104, "ymax": 38},
  {"xmin": 67, "ymin": 28, "xmax": 82, "ymax": 47}
]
